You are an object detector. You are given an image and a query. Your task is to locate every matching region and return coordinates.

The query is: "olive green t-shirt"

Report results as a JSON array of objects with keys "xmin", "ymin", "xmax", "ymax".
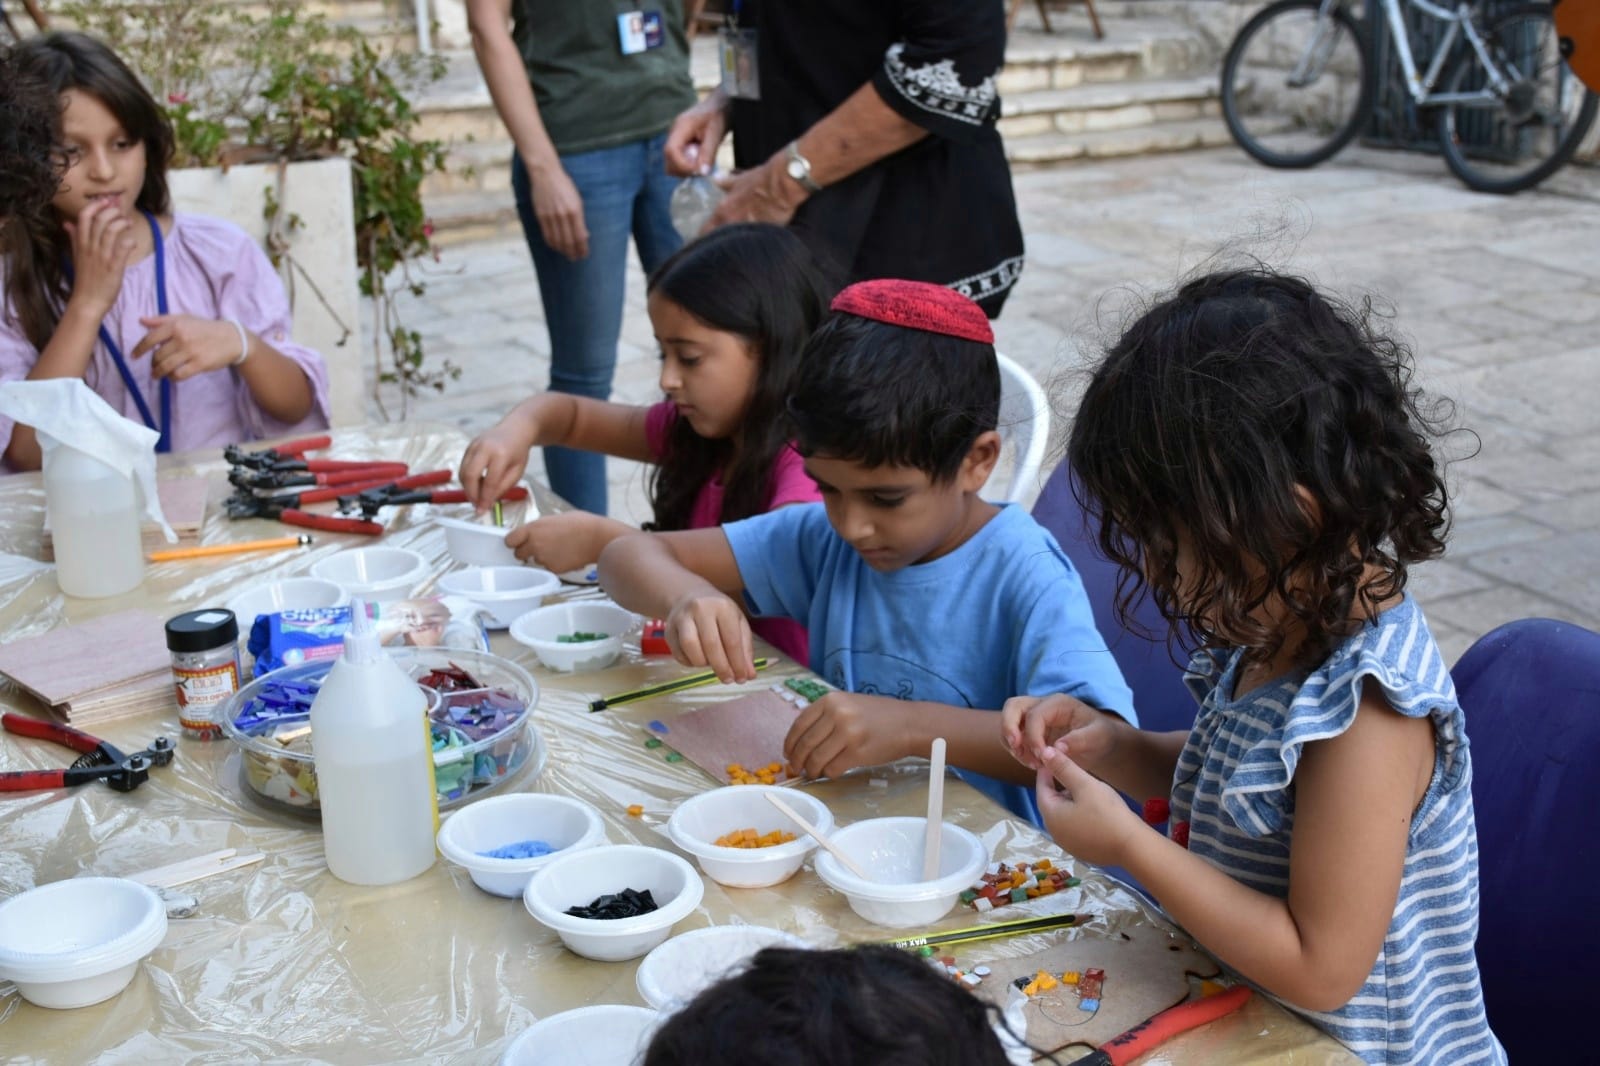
[{"xmin": 513, "ymin": 1, "xmax": 696, "ymax": 156}]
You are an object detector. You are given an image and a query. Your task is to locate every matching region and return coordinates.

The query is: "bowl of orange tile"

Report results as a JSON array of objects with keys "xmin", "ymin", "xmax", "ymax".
[{"xmin": 666, "ymin": 784, "xmax": 833, "ymax": 889}]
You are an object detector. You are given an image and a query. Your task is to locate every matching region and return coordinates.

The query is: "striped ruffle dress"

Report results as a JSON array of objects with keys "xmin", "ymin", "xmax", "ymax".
[{"xmin": 1171, "ymin": 596, "xmax": 1506, "ymax": 1065}]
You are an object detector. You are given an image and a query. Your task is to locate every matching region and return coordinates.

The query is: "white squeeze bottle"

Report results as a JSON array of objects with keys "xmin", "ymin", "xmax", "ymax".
[
  {"xmin": 44, "ymin": 443, "xmax": 143, "ymax": 598},
  {"xmin": 310, "ymin": 600, "xmax": 438, "ymax": 885}
]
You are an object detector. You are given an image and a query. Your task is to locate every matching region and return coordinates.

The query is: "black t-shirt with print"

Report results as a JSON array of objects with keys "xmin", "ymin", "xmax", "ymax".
[{"xmin": 730, "ymin": 0, "xmax": 1025, "ymax": 317}]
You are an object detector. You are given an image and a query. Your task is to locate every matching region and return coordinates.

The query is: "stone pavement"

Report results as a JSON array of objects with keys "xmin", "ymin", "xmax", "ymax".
[{"xmin": 377, "ymin": 145, "xmax": 1600, "ymax": 665}]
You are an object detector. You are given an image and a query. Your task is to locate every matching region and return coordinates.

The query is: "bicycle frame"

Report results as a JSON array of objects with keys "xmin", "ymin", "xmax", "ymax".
[{"xmin": 1311, "ymin": 0, "xmax": 1512, "ymax": 107}]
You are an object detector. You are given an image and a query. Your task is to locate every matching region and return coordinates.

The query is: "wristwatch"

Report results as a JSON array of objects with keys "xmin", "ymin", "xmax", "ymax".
[{"xmin": 784, "ymin": 140, "xmax": 823, "ymax": 194}]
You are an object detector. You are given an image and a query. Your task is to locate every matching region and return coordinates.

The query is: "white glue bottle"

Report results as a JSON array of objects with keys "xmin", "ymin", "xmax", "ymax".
[{"xmin": 309, "ymin": 600, "xmax": 438, "ymax": 885}]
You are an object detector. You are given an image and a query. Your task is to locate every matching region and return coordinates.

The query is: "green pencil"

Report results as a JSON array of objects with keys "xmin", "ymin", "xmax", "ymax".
[
  {"xmin": 880, "ymin": 912, "xmax": 1081, "ymax": 952},
  {"xmin": 587, "ymin": 658, "xmax": 771, "ymax": 712}
]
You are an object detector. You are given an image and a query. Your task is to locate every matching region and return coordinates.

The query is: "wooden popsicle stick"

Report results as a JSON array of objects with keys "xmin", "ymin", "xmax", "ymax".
[
  {"xmin": 922, "ymin": 737, "xmax": 947, "ymax": 881},
  {"xmin": 127, "ymin": 849, "xmax": 265, "ymax": 889},
  {"xmin": 764, "ymin": 792, "xmax": 873, "ymax": 882}
]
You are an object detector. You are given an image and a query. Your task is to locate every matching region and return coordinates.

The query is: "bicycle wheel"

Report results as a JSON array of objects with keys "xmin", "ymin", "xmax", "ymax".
[
  {"xmin": 1221, "ymin": 0, "xmax": 1375, "ymax": 168},
  {"xmin": 1436, "ymin": 3, "xmax": 1599, "ymax": 194}
]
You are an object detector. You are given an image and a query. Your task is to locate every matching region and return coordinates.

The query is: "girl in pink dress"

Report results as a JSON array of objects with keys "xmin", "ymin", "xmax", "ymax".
[
  {"xmin": 460, "ymin": 223, "xmax": 833, "ymax": 664},
  {"xmin": 0, "ymin": 33, "xmax": 330, "ymax": 473}
]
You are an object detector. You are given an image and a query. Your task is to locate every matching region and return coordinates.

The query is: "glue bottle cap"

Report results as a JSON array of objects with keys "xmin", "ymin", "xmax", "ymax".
[{"xmin": 343, "ymin": 599, "xmax": 381, "ymax": 665}]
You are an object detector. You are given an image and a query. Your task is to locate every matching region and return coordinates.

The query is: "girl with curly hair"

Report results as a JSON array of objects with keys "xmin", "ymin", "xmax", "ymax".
[
  {"xmin": 0, "ymin": 43, "xmax": 63, "ymax": 231},
  {"xmin": 1003, "ymin": 269, "xmax": 1504, "ymax": 1064}
]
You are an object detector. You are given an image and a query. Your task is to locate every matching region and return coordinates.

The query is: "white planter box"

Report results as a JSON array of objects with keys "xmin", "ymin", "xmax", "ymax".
[{"xmin": 167, "ymin": 157, "xmax": 364, "ymax": 427}]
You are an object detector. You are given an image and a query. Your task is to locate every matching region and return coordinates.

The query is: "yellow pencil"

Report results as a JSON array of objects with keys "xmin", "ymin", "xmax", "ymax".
[{"xmin": 148, "ymin": 534, "xmax": 313, "ymax": 562}]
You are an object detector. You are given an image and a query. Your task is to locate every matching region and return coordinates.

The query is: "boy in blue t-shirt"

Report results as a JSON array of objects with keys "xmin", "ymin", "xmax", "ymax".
[{"xmin": 598, "ymin": 279, "xmax": 1133, "ymax": 817}]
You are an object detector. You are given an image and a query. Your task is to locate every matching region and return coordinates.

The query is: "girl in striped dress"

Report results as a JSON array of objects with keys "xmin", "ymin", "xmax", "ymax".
[{"xmin": 1003, "ymin": 269, "xmax": 1505, "ymax": 1065}]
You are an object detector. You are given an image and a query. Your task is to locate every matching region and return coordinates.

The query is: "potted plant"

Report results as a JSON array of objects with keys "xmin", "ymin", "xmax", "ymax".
[{"xmin": 59, "ymin": 0, "xmax": 459, "ymax": 421}]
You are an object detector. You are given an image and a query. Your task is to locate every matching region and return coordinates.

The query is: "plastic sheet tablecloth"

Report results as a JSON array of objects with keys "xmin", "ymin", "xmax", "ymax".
[{"xmin": 0, "ymin": 424, "xmax": 1358, "ymax": 1065}]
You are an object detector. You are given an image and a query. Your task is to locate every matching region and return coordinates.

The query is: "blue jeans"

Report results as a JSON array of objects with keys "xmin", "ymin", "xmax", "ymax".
[{"xmin": 512, "ymin": 133, "xmax": 681, "ymax": 515}]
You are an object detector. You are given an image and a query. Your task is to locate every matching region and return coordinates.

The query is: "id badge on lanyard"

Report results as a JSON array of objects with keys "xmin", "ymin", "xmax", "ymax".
[
  {"xmin": 718, "ymin": 0, "xmax": 759, "ymax": 100},
  {"xmin": 618, "ymin": 5, "xmax": 665, "ymax": 55}
]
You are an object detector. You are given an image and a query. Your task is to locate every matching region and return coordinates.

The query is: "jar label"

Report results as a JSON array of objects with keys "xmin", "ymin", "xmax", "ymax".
[{"xmin": 173, "ymin": 662, "xmax": 240, "ymax": 726}]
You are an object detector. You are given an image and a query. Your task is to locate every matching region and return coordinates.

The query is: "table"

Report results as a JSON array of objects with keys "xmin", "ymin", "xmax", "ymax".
[{"xmin": 0, "ymin": 423, "xmax": 1358, "ymax": 1064}]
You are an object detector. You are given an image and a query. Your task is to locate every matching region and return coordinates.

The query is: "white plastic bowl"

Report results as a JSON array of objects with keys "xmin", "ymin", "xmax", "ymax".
[
  {"xmin": 310, "ymin": 546, "xmax": 427, "ymax": 603},
  {"xmin": 666, "ymin": 785, "xmax": 833, "ymax": 889},
  {"xmin": 0, "ymin": 877, "xmax": 167, "ymax": 1009},
  {"xmin": 509, "ymin": 602, "xmax": 634, "ymax": 672},
  {"xmin": 437, "ymin": 793, "xmax": 608, "ymax": 897},
  {"xmin": 501, "ymin": 1004, "xmax": 659, "ymax": 1066},
  {"xmin": 812, "ymin": 817, "xmax": 988, "ymax": 929},
  {"xmin": 436, "ymin": 515, "xmax": 519, "ymax": 568},
  {"xmin": 636, "ymin": 925, "xmax": 808, "ymax": 1012},
  {"xmin": 523, "ymin": 844, "xmax": 704, "ymax": 962},
  {"xmin": 437, "ymin": 566, "xmax": 561, "ymax": 628},
  {"xmin": 226, "ymin": 577, "xmax": 348, "ymax": 629}
]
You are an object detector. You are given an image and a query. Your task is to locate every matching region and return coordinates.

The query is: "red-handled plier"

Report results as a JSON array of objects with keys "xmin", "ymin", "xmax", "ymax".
[
  {"xmin": 228, "ymin": 463, "xmax": 411, "ymax": 492},
  {"xmin": 0, "ymin": 714, "xmax": 175, "ymax": 793},
  {"xmin": 224, "ymin": 471, "xmax": 455, "ymax": 532},
  {"xmin": 339, "ymin": 484, "xmax": 530, "ymax": 521},
  {"xmin": 223, "ymin": 435, "xmax": 333, "ymax": 469}
]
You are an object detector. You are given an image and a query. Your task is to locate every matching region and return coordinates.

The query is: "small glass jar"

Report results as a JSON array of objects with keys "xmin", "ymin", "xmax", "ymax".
[{"xmin": 166, "ymin": 608, "xmax": 242, "ymax": 740}]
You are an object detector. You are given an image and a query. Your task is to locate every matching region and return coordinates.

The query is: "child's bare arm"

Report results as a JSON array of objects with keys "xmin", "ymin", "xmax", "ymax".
[
  {"xmin": 785, "ymin": 696, "xmax": 1032, "ymax": 782},
  {"xmin": 1040, "ymin": 688, "xmax": 1432, "ymax": 1011},
  {"xmin": 598, "ymin": 528, "xmax": 758, "ymax": 683},
  {"xmin": 460, "ymin": 394, "xmax": 652, "ymax": 508}
]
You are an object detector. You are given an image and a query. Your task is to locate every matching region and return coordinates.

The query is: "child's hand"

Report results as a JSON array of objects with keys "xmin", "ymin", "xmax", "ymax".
[
  {"xmin": 459, "ymin": 424, "xmax": 533, "ymax": 511},
  {"xmin": 1001, "ymin": 693, "xmax": 1122, "ymax": 774},
  {"xmin": 665, "ymin": 592, "xmax": 756, "ymax": 684},
  {"xmin": 131, "ymin": 315, "xmax": 250, "ymax": 379},
  {"xmin": 504, "ymin": 513, "xmax": 597, "ymax": 573},
  {"xmin": 783, "ymin": 691, "xmax": 910, "ymax": 780},
  {"xmin": 1035, "ymin": 745, "xmax": 1146, "ymax": 867},
  {"xmin": 64, "ymin": 200, "xmax": 137, "ymax": 315}
]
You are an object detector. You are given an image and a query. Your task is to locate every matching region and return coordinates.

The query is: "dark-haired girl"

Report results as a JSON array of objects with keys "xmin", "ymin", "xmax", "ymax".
[
  {"xmin": 0, "ymin": 33, "xmax": 329, "ymax": 472},
  {"xmin": 459, "ymin": 223, "xmax": 832, "ymax": 664},
  {"xmin": 644, "ymin": 945, "xmax": 1019, "ymax": 1065},
  {"xmin": 1004, "ymin": 269, "xmax": 1504, "ymax": 1064}
]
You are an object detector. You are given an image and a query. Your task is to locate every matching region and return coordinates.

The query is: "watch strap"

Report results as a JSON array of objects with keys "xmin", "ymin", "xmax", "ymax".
[{"xmin": 785, "ymin": 140, "xmax": 823, "ymax": 194}]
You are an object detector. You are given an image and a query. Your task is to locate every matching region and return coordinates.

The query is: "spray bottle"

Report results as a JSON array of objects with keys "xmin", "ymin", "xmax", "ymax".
[{"xmin": 309, "ymin": 600, "xmax": 438, "ymax": 885}]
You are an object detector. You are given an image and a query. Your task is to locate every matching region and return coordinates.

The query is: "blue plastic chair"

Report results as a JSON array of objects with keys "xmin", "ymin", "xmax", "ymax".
[
  {"xmin": 1452, "ymin": 617, "xmax": 1600, "ymax": 1063},
  {"xmin": 1031, "ymin": 460, "xmax": 1197, "ymax": 736}
]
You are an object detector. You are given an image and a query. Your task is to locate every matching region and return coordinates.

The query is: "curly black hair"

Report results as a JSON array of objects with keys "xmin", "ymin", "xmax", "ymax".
[
  {"xmin": 644, "ymin": 223, "xmax": 836, "ymax": 531},
  {"xmin": 1067, "ymin": 268, "xmax": 1452, "ymax": 669},
  {"xmin": 0, "ymin": 44, "xmax": 65, "ymax": 232},
  {"xmin": 788, "ymin": 314, "xmax": 1000, "ymax": 482},
  {"xmin": 643, "ymin": 945, "xmax": 1029, "ymax": 1066}
]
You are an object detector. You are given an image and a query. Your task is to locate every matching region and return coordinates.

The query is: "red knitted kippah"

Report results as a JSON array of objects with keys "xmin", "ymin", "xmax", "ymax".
[{"xmin": 830, "ymin": 280, "xmax": 994, "ymax": 344}]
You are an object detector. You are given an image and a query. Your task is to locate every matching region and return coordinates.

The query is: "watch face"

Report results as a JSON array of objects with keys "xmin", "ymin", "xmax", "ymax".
[{"xmin": 786, "ymin": 158, "xmax": 806, "ymax": 181}]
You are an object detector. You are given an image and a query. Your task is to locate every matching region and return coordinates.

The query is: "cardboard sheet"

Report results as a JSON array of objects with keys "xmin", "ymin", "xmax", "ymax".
[
  {"xmin": 971, "ymin": 924, "xmax": 1222, "ymax": 1055},
  {"xmin": 653, "ymin": 688, "xmax": 803, "ymax": 784}
]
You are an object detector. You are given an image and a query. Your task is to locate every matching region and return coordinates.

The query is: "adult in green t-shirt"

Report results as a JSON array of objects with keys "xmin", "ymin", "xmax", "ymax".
[{"xmin": 467, "ymin": 0, "xmax": 695, "ymax": 514}]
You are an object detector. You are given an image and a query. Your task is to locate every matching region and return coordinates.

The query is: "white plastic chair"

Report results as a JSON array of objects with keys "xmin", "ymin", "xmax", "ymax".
[{"xmin": 985, "ymin": 353, "xmax": 1050, "ymax": 508}]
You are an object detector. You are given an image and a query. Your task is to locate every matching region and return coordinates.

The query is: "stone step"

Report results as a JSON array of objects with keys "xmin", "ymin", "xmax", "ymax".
[
  {"xmin": 1006, "ymin": 115, "xmax": 1237, "ymax": 165},
  {"xmin": 423, "ymin": 74, "xmax": 1223, "ymax": 200},
  {"xmin": 998, "ymin": 75, "xmax": 1218, "ymax": 138}
]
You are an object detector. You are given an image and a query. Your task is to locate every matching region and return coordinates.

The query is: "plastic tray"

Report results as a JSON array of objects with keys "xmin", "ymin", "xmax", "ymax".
[{"xmin": 221, "ymin": 647, "xmax": 543, "ymax": 815}]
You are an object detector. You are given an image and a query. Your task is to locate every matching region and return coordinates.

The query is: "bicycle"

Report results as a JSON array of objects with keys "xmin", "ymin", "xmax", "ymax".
[{"xmin": 1219, "ymin": 0, "xmax": 1598, "ymax": 193}]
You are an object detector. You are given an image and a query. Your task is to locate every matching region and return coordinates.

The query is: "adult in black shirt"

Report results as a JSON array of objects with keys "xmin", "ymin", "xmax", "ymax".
[{"xmin": 664, "ymin": 0, "xmax": 1025, "ymax": 317}]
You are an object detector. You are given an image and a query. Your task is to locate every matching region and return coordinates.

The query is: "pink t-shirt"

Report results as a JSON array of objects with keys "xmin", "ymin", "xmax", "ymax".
[
  {"xmin": 0, "ymin": 213, "xmax": 331, "ymax": 469},
  {"xmin": 645, "ymin": 400, "xmax": 817, "ymax": 664}
]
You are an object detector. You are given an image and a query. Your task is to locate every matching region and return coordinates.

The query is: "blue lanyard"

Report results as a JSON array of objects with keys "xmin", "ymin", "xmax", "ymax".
[{"xmin": 66, "ymin": 210, "xmax": 172, "ymax": 452}]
